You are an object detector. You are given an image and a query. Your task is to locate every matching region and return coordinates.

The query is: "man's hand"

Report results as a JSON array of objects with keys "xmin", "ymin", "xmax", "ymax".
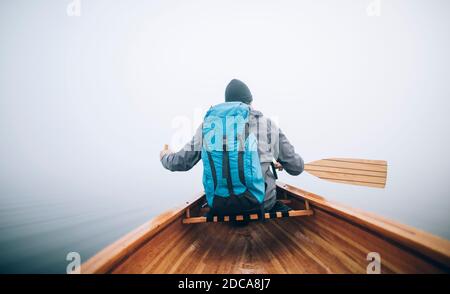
[
  {"xmin": 273, "ymin": 160, "xmax": 284, "ymax": 171},
  {"xmin": 160, "ymin": 144, "xmax": 173, "ymax": 160}
]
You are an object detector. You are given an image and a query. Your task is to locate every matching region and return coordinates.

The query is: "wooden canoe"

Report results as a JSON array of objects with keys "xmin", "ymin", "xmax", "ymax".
[{"xmin": 82, "ymin": 182, "xmax": 450, "ymax": 274}]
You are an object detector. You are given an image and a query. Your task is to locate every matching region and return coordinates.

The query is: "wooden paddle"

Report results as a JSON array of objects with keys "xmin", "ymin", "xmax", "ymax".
[{"xmin": 304, "ymin": 158, "xmax": 387, "ymax": 188}]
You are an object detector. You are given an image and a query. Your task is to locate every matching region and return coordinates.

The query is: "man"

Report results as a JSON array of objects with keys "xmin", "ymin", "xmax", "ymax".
[{"xmin": 160, "ymin": 79, "xmax": 304, "ymax": 214}]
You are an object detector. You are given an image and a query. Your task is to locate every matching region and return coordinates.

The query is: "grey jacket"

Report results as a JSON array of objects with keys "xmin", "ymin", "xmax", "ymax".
[{"xmin": 161, "ymin": 108, "xmax": 304, "ymax": 210}]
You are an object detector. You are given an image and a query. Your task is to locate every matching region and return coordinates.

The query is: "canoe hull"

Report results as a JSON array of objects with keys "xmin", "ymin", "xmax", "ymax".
[{"xmin": 82, "ymin": 182, "xmax": 450, "ymax": 274}]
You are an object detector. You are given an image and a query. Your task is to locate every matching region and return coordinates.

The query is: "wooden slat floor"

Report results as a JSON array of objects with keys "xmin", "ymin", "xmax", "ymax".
[{"xmin": 112, "ymin": 207, "xmax": 445, "ymax": 274}]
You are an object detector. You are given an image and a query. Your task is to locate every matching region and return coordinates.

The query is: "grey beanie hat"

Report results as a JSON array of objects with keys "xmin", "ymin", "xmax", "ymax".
[{"xmin": 225, "ymin": 79, "xmax": 253, "ymax": 104}]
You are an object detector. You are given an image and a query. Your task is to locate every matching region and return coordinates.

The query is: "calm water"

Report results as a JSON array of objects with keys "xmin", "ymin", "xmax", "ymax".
[{"xmin": 0, "ymin": 190, "xmax": 161, "ymax": 273}]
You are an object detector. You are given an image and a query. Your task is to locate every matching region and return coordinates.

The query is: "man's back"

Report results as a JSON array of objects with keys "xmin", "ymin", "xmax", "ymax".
[{"xmin": 160, "ymin": 79, "xmax": 304, "ymax": 212}]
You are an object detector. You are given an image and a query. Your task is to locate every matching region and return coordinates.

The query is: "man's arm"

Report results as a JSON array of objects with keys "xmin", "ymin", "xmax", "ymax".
[
  {"xmin": 160, "ymin": 125, "xmax": 202, "ymax": 172},
  {"xmin": 277, "ymin": 129, "xmax": 304, "ymax": 175}
]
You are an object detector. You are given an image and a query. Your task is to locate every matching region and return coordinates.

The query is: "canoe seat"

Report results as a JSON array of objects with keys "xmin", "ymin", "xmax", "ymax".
[{"xmin": 182, "ymin": 199, "xmax": 313, "ymax": 224}]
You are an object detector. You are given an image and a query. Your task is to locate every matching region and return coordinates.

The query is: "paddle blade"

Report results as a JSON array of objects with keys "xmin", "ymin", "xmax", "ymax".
[{"xmin": 304, "ymin": 158, "xmax": 388, "ymax": 188}]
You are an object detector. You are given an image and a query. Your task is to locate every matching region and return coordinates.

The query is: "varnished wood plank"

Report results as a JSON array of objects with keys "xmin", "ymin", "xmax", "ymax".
[
  {"xmin": 306, "ymin": 159, "xmax": 387, "ymax": 172},
  {"xmin": 304, "ymin": 164, "xmax": 386, "ymax": 177},
  {"xmin": 301, "ymin": 209, "xmax": 441, "ymax": 273},
  {"xmin": 277, "ymin": 182, "xmax": 450, "ymax": 269},
  {"xmin": 270, "ymin": 218, "xmax": 362, "ymax": 273},
  {"xmin": 256, "ymin": 221, "xmax": 319, "ymax": 273},
  {"xmin": 328, "ymin": 158, "xmax": 387, "ymax": 165},
  {"xmin": 305, "ymin": 169, "xmax": 386, "ymax": 184},
  {"xmin": 112, "ymin": 219, "xmax": 193, "ymax": 273},
  {"xmin": 325, "ymin": 178, "xmax": 386, "ymax": 188}
]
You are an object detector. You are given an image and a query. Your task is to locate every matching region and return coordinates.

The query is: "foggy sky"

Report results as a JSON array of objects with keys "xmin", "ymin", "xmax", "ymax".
[{"xmin": 1, "ymin": 0, "xmax": 449, "ymax": 268}]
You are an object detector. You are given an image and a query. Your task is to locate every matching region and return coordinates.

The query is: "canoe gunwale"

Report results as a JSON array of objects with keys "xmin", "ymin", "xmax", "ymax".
[{"xmin": 276, "ymin": 181, "xmax": 450, "ymax": 269}]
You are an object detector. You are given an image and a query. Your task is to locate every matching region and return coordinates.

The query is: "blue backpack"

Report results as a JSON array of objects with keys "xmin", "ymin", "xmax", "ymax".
[{"xmin": 201, "ymin": 102, "xmax": 265, "ymax": 215}]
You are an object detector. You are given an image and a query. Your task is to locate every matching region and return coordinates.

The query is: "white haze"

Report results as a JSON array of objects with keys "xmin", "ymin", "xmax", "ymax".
[{"xmin": 0, "ymin": 0, "xmax": 449, "ymax": 272}]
